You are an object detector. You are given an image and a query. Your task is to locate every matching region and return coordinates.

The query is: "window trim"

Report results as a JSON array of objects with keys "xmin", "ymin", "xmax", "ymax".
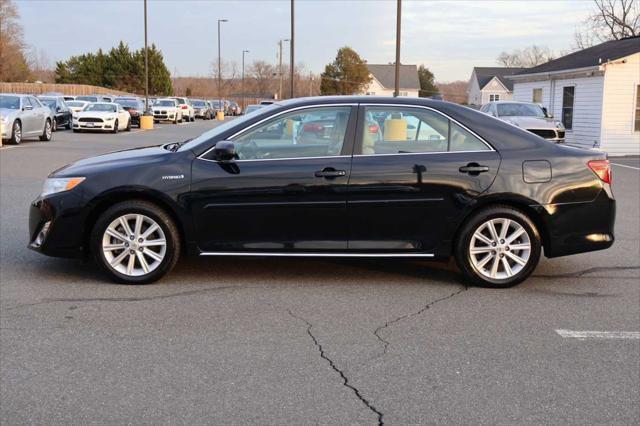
[
  {"xmin": 489, "ymin": 94, "xmax": 500, "ymax": 102},
  {"xmin": 353, "ymin": 103, "xmax": 495, "ymax": 156},
  {"xmin": 532, "ymin": 88, "xmax": 543, "ymax": 104},
  {"xmin": 634, "ymin": 84, "xmax": 640, "ymax": 133}
]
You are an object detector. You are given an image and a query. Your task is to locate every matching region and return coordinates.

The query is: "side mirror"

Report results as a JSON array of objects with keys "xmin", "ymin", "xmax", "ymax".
[
  {"xmin": 213, "ymin": 141, "xmax": 236, "ymax": 161},
  {"xmin": 23, "ymin": 105, "xmax": 33, "ymax": 111}
]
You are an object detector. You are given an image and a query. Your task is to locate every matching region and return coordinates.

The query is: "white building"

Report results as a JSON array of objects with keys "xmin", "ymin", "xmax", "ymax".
[
  {"xmin": 510, "ymin": 36, "xmax": 640, "ymax": 156},
  {"xmin": 362, "ymin": 64, "xmax": 420, "ymax": 97},
  {"xmin": 467, "ymin": 67, "xmax": 526, "ymax": 107}
]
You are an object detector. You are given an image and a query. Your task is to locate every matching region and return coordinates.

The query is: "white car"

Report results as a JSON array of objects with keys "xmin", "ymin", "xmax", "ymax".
[
  {"xmin": 73, "ymin": 102, "xmax": 131, "ymax": 133},
  {"xmin": 480, "ymin": 101, "xmax": 565, "ymax": 143},
  {"xmin": 66, "ymin": 100, "xmax": 90, "ymax": 116},
  {"xmin": 170, "ymin": 97, "xmax": 195, "ymax": 122},
  {"xmin": 152, "ymin": 98, "xmax": 183, "ymax": 124}
]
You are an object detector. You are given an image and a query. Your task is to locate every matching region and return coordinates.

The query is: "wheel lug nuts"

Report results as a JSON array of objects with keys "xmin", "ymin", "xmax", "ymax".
[
  {"xmin": 491, "ymin": 250, "xmax": 496, "ymax": 255},
  {"xmin": 125, "ymin": 243, "xmax": 129, "ymax": 247},
  {"xmin": 500, "ymin": 239, "xmax": 505, "ymax": 244},
  {"xmin": 129, "ymin": 236, "xmax": 134, "ymax": 240},
  {"xmin": 138, "ymin": 238, "xmax": 143, "ymax": 243},
  {"xmin": 139, "ymin": 247, "xmax": 144, "ymax": 251},
  {"xmin": 492, "ymin": 242, "xmax": 497, "ymax": 247},
  {"xmin": 129, "ymin": 250, "xmax": 134, "ymax": 254},
  {"xmin": 500, "ymin": 254, "xmax": 504, "ymax": 258}
]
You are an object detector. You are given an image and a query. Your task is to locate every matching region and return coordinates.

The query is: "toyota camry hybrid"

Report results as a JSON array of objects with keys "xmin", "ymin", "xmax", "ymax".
[{"xmin": 29, "ymin": 96, "xmax": 615, "ymax": 287}]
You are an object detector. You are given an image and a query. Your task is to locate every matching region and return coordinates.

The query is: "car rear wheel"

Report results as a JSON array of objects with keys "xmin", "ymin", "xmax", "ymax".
[
  {"xmin": 455, "ymin": 206, "xmax": 541, "ymax": 288},
  {"xmin": 125, "ymin": 118, "xmax": 131, "ymax": 131},
  {"xmin": 112, "ymin": 120, "xmax": 119, "ymax": 134},
  {"xmin": 52, "ymin": 118, "xmax": 57, "ymax": 132},
  {"xmin": 39, "ymin": 119, "xmax": 52, "ymax": 141},
  {"xmin": 65, "ymin": 116, "xmax": 72, "ymax": 130},
  {"xmin": 91, "ymin": 200, "xmax": 180, "ymax": 284},
  {"xmin": 9, "ymin": 121, "xmax": 22, "ymax": 144}
]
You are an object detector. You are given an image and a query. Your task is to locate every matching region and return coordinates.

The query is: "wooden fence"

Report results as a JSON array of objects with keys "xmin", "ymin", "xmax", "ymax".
[{"xmin": 0, "ymin": 82, "xmax": 135, "ymax": 96}]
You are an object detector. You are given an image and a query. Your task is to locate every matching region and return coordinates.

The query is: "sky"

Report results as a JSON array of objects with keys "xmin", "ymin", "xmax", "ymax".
[{"xmin": 15, "ymin": 0, "xmax": 595, "ymax": 82}]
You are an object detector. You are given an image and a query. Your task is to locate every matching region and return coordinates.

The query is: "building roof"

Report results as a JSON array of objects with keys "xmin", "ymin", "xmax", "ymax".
[
  {"xmin": 515, "ymin": 36, "xmax": 640, "ymax": 76},
  {"xmin": 366, "ymin": 64, "xmax": 420, "ymax": 90},
  {"xmin": 472, "ymin": 67, "xmax": 526, "ymax": 91}
]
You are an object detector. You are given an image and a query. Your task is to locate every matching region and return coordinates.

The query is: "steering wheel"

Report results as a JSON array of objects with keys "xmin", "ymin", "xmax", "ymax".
[{"xmin": 237, "ymin": 140, "xmax": 261, "ymax": 160}]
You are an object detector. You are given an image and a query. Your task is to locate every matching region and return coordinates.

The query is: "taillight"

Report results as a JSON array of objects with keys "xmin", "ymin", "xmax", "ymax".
[
  {"xmin": 181, "ymin": 105, "xmax": 188, "ymax": 109},
  {"xmin": 588, "ymin": 159, "xmax": 611, "ymax": 184},
  {"xmin": 368, "ymin": 124, "xmax": 380, "ymax": 134},
  {"xmin": 303, "ymin": 123, "xmax": 323, "ymax": 132}
]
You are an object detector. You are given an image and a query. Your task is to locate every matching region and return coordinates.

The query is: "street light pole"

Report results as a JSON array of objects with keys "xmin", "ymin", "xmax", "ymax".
[
  {"xmin": 290, "ymin": 0, "xmax": 295, "ymax": 98},
  {"xmin": 278, "ymin": 39, "xmax": 289, "ymax": 100},
  {"xmin": 143, "ymin": 0, "xmax": 149, "ymax": 112},
  {"xmin": 394, "ymin": 0, "xmax": 401, "ymax": 97},
  {"xmin": 242, "ymin": 49, "xmax": 249, "ymax": 111},
  {"xmin": 217, "ymin": 19, "xmax": 228, "ymax": 114}
]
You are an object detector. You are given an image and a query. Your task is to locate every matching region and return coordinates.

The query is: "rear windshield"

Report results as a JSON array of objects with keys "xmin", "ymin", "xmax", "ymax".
[
  {"xmin": 39, "ymin": 98, "xmax": 57, "ymax": 108},
  {"xmin": 115, "ymin": 99, "xmax": 139, "ymax": 108},
  {"xmin": 66, "ymin": 101, "xmax": 86, "ymax": 108},
  {"xmin": 76, "ymin": 96, "xmax": 98, "ymax": 102}
]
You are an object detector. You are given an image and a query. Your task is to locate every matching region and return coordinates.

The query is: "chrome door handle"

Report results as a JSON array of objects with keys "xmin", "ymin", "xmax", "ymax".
[
  {"xmin": 314, "ymin": 168, "xmax": 346, "ymax": 178},
  {"xmin": 459, "ymin": 164, "xmax": 489, "ymax": 175}
]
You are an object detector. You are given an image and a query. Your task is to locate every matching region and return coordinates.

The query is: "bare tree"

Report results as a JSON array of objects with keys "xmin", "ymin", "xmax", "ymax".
[
  {"xmin": 496, "ymin": 45, "xmax": 555, "ymax": 68},
  {"xmin": 248, "ymin": 60, "xmax": 276, "ymax": 97},
  {"xmin": 575, "ymin": 0, "xmax": 639, "ymax": 48},
  {"xmin": 0, "ymin": 0, "xmax": 32, "ymax": 81}
]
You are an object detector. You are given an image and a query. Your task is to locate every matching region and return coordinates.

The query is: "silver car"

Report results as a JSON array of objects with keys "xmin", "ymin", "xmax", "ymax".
[
  {"xmin": 1, "ymin": 94, "xmax": 54, "ymax": 144},
  {"xmin": 481, "ymin": 101, "xmax": 565, "ymax": 143}
]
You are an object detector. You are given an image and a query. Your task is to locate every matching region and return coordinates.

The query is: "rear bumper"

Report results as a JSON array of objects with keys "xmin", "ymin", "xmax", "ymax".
[{"xmin": 535, "ymin": 189, "xmax": 615, "ymax": 258}]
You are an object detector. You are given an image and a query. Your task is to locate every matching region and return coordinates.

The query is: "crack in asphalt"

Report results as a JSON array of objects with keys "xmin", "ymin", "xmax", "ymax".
[
  {"xmin": 373, "ymin": 286, "xmax": 468, "ymax": 357},
  {"xmin": 533, "ymin": 266, "xmax": 640, "ymax": 279},
  {"xmin": 287, "ymin": 309, "xmax": 384, "ymax": 426},
  {"xmin": 4, "ymin": 285, "xmax": 243, "ymax": 311}
]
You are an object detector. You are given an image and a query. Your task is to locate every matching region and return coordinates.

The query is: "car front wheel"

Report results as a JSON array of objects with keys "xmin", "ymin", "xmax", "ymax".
[
  {"xmin": 9, "ymin": 121, "xmax": 22, "ymax": 144},
  {"xmin": 455, "ymin": 206, "xmax": 541, "ymax": 288},
  {"xmin": 91, "ymin": 200, "xmax": 180, "ymax": 284},
  {"xmin": 39, "ymin": 119, "xmax": 52, "ymax": 141}
]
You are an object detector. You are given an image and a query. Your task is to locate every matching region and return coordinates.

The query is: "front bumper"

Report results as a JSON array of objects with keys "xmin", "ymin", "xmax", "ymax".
[
  {"xmin": 1, "ymin": 121, "xmax": 11, "ymax": 140},
  {"xmin": 74, "ymin": 121, "xmax": 115, "ymax": 131},
  {"xmin": 29, "ymin": 191, "xmax": 86, "ymax": 258}
]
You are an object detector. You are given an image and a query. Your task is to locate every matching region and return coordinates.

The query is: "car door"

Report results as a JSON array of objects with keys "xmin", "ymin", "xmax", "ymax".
[
  {"xmin": 347, "ymin": 104, "xmax": 500, "ymax": 252},
  {"xmin": 21, "ymin": 97, "xmax": 38, "ymax": 135},
  {"xmin": 30, "ymin": 97, "xmax": 48, "ymax": 133},
  {"xmin": 117, "ymin": 105, "xmax": 128, "ymax": 128},
  {"xmin": 190, "ymin": 105, "xmax": 357, "ymax": 252}
]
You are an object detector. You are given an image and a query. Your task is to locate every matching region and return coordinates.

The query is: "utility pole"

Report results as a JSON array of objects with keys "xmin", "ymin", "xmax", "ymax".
[
  {"xmin": 278, "ymin": 39, "xmax": 289, "ymax": 100},
  {"xmin": 242, "ymin": 49, "xmax": 249, "ymax": 111},
  {"xmin": 394, "ymin": 0, "xmax": 401, "ymax": 97},
  {"xmin": 290, "ymin": 0, "xmax": 295, "ymax": 98},
  {"xmin": 309, "ymin": 72, "xmax": 313, "ymax": 97},
  {"xmin": 144, "ymin": 0, "xmax": 149, "ymax": 111},
  {"xmin": 217, "ymin": 19, "xmax": 228, "ymax": 113}
]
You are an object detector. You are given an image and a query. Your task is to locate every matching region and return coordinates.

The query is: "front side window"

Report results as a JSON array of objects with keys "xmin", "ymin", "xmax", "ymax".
[
  {"xmin": 358, "ymin": 106, "xmax": 489, "ymax": 155},
  {"xmin": 532, "ymin": 88, "xmax": 543, "ymax": 104},
  {"xmin": 232, "ymin": 106, "xmax": 352, "ymax": 160},
  {"xmin": 562, "ymin": 86, "xmax": 574, "ymax": 130},
  {"xmin": 635, "ymin": 85, "xmax": 640, "ymax": 132}
]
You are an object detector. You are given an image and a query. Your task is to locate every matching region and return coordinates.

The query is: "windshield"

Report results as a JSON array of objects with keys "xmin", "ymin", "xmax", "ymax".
[
  {"xmin": 173, "ymin": 98, "xmax": 186, "ymax": 104},
  {"xmin": 39, "ymin": 98, "xmax": 56, "ymax": 108},
  {"xmin": 0, "ymin": 96, "xmax": 21, "ymax": 109},
  {"xmin": 497, "ymin": 103, "xmax": 545, "ymax": 118},
  {"xmin": 76, "ymin": 96, "xmax": 98, "ymax": 102},
  {"xmin": 179, "ymin": 103, "xmax": 279, "ymax": 152},
  {"xmin": 66, "ymin": 101, "xmax": 86, "ymax": 108},
  {"xmin": 192, "ymin": 100, "xmax": 206, "ymax": 107},
  {"xmin": 115, "ymin": 99, "xmax": 139, "ymax": 108},
  {"xmin": 85, "ymin": 104, "xmax": 116, "ymax": 112},
  {"xmin": 155, "ymin": 100, "xmax": 175, "ymax": 107}
]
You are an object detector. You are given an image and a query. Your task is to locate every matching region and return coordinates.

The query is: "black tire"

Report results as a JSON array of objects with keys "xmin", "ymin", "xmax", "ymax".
[
  {"xmin": 454, "ymin": 205, "xmax": 541, "ymax": 288},
  {"xmin": 173, "ymin": 116, "xmax": 178, "ymax": 124},
  {"xmin": 9, "ymin": 120, "xmax": 22, "ymax": 144},
  {"xmin": 52, "ymin": 118, "xmax": 57, "ymax": 132},
  {"xmin": 65, "ymin": 116, "xmax": 72, "ymax": 130},
  {"xmin": 112, "ymin": 120, "xmax": 119, "ymax": 134},
  {"xmin": 39, "ymin": 119, "xmax": 52, "ymax": 141},
  {"xmin": 91, "ymin": 200, "xmax": 181, "ymax": 284},
  {"xmin": 125, "ymin": 118, "xmax": 132, "ymax": 131}
]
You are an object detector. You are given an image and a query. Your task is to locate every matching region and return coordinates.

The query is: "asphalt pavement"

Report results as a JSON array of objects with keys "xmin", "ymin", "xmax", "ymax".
[{"xmin": 1, "ymin": 120, "xmax": 638, "ymax": 424}]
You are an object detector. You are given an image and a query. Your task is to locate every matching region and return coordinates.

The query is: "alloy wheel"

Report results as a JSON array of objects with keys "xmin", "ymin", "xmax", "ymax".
[
  {"xmin": 102, "ymin": 213, "xmax": 167, "ymax": 277},
  {"xmin": 13, "ymin": 123, "xmax": 21, "ymax": 144},
  {"xmin": 45, "ymin": 121, "xmax": 52, "ymax": 139},
  {"xmin": 469, "ymin": 218, "xmax": 531, "ymax": 280}
]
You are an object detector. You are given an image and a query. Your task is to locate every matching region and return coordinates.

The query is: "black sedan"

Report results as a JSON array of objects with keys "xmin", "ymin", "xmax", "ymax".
[
  {"xmin": 28, "ymin": 97, "xmax": 615, "ymax": 287},
  {"xmin": 38, "ymin": 96, "xmax": 72, "ymax": 131},
  {"xmin": 114, "ymin": 97, "xmax": 146, "ymax": 127}
]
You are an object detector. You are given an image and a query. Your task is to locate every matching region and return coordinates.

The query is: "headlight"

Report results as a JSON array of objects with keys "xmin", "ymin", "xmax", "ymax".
[
  {"xmin": 105, "ymin": 116, "xmax": 115, "ymax": 121},
  {"xmin": 556, "ymin": 122, "xmax": 565, "ymax": 129},
  {"xmin": 41, "ymin": 177, "xmax": 85, "ymax": 197}
]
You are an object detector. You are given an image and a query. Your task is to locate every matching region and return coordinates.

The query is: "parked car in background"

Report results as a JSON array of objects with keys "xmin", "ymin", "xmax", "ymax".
[
  {"xmin": 66, "ymin": 100, "xmax": 90, "ymax": 116},
  {"xmin": 75, "ymin": 95, "xmax": 112, "ymax": 103},
  {"xmin": 28, "ymin": 96, "xmax": 615, "ymax": 286},
  {"xmin": 480, "ymin": 101, "xmax": 565, "ymax": 143},
  {"xmin": 228, "ymin": 101, "xmax": 241, "ymax": 116},
  {"xmin": 63, "ymin": 96, "xmax": 76, "ymax": 101},
  {"xmin": 259, "ymin": 100, "xmax": 275, "ymax": 105},
  {"xmin": 114, "ymin": 97, "xmax": 146, "ymax": 128},
  {"xmin": 152, "ymin": 98, "xmax": 183, "ymax": 124},
  {"xmin": 191, "ymin": 99, "xmax": 213, "ymax": 120},
  {"xmin": 73, "ymin": 102, "xmax": 131, "ymax": 133},
  {"xmin": 244, "ymin": 104, "xmax": 264, "ymax": 115},
  {"xmin": 38, "ymin": 96, "xmax": 73, "ymax": 131},
  {"xmin": 170, "ymin": 97, "xmax": 195, "ymax": 122},
  {"xmin": 210, "ymin": 99, "xmax": 229, "ymax": 114},
  {"xmin": 1, "ymin": 94, "xmax": 53, "ymax": 144}
]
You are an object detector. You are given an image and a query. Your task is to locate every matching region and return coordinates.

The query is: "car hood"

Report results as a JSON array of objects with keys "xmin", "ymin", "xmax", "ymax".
[
  {"xmin": 52, "ymin": 145, "xmax": 172, "ymax": 177},
  {"xmin": 153, "ymin": 106, "xmax": 177, "ymax": 110},
  {"xmin": 76, "ymin": 111, "xmax": 117, "ymax": 117},
  {"xmin": 501, "ymin": 116, "xmax": 561, "ymax": 129}
]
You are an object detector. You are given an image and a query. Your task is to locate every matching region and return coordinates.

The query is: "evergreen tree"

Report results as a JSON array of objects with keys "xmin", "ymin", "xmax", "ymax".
[
  {"xmin": 417, "ymin": 65, "xmax": 439, "ymax": 98},
  {"xmin": 320, "ymin": 47, "xmax": 371, "ymax": 95}
]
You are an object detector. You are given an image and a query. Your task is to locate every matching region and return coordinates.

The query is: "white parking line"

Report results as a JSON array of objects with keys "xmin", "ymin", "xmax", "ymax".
[
  {"xmin": 556, "ymin": 329, "xmax": 640, "ymax": 340},
  {"xmin": 611, "ymin": 163, "xmax": 640, "ymax": 171}
]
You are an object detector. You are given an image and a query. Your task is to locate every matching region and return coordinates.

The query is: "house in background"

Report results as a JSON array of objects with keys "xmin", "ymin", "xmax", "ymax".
[
  {"xmin": 362, "ymin": 64, "xmax": 420, "ymax": 97},
  {"xmin": 510, "ymin": 36, "xmax": 640, "ymax": 155},
  {"xmin": 467, "ymin": 67, "xmax": 526, "ymax": 107}
]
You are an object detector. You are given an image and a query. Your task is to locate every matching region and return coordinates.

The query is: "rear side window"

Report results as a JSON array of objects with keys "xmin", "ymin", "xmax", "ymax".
[{"xmin": 358, "ymin": 106, "xmax": 489, "ymax": 155}]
